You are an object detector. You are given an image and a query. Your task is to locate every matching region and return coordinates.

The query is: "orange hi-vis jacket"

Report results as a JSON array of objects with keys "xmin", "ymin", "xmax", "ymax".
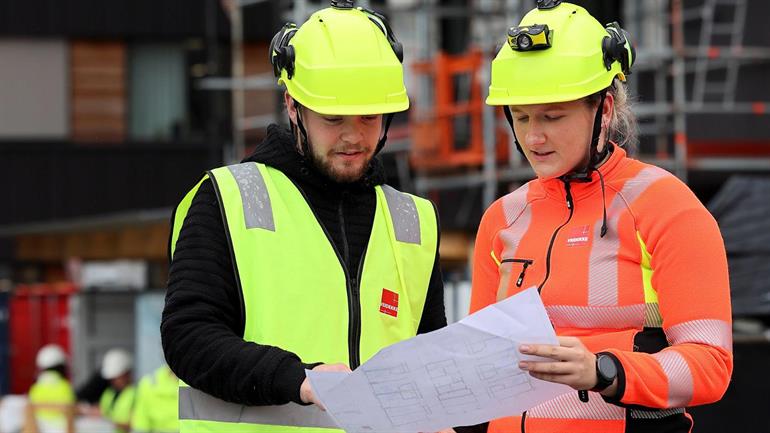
[{"xmin": 470, "ymin": 146, "xmax": 733, "ymax": 433}]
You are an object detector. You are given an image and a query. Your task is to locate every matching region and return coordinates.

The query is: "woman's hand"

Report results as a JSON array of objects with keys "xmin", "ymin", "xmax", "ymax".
[{"xmin": 518, "ymin": 336, "xmax": 616, "ymax": 395}]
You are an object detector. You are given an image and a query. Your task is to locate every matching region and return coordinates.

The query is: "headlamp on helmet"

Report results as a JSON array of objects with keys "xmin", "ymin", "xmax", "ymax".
[{"xmin": 508, "ymin": 24, "xmax": 552, "ymax": 52}]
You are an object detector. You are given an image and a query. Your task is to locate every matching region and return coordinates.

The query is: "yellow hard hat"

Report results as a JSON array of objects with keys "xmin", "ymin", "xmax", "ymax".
[
  {"xmin": 269, "ymin": 2, "xmax": 408, "ymax": 115},
  {"xmin": 487, "ymin": 0, "xmax": 635, "ymax": 106}
]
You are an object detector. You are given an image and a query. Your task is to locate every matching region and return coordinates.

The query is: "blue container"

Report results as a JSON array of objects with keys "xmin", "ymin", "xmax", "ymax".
[{"xmin": 0, "ymin": 291, "xmax": 9, "ymax": 395}]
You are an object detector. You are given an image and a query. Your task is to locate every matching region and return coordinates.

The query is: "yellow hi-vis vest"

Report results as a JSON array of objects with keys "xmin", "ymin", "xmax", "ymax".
[
  {"xmin": 169, "ymin": 162, "xmax": 438, "ymax": 433},
  {"xmin": 28, "ymin": 371, "xmax": 75, "ymax": 425},
  {"xmin": 132, "ymin": 366, "xmax": 179, "ymax": 433},
  {"xmin": 100, "ymin": 385, "xmax": 136, "ymax": 432}
]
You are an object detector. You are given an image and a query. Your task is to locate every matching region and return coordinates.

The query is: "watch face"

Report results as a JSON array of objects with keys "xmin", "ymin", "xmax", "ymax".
[{"xmin": 598, "ymin": 355, "xmax": 617, "ymax": 379}]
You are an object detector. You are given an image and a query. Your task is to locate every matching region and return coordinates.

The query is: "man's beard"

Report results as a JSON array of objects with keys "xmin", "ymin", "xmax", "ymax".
[{"xmin": 309, "ymin": 148, "xmax": 373, "ymax": 184}]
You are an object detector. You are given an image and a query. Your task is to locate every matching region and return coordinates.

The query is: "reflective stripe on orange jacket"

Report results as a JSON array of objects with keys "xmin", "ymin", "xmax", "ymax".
[{"xmin": 470, "ymin": 145, "xmax": 732, "ymax": 433}]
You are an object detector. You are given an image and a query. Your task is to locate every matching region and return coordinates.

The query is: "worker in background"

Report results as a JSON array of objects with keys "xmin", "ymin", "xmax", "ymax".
[
  {"xmin": 472, "ymin": 1, "xmax": 733, "ymax": 432},
  {"xmin": 162, "ymin": 1, "xmax": 452, "ymax": 432},
  {"xmin": 130, "ymin": 365, "xmax": 179, "ymax": 433},
  {"xmin": 99, "ymin": 349, "xmax": 136, "ymax": 433},
  {"xmin": 75, "ymin": 365, "xmax": 110, "ymax": 406},
  {"xmin": 28, "ymin": 344, "xmax": 76, "ymax": 432}
]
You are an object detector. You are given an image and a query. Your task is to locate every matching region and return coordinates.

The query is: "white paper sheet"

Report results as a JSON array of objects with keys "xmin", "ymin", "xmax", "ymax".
[{"xmin": 307, "ymin": 287, "xmax": 572, "ymax": 432}]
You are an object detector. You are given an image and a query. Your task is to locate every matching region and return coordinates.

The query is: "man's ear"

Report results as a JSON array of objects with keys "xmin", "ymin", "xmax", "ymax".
[{"xmin": 284, "ymin": 91, "xmax": 297, "ymax": 125}]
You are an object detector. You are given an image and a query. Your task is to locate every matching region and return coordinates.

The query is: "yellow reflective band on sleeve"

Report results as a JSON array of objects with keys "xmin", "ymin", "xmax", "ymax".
[
  {"xmin": 636, "ymin": 231, "xmax": 658, "ymax": 304},
  {"xmin": 490, "ymin": 250, "xmax": 501, "ymax": 267}
]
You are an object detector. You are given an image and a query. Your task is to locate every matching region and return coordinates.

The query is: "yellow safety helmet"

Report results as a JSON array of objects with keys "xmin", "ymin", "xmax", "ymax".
[
  {"xmin": 486, "ymin": 0, "xmax": 635, "ymax": 106},
  {"xmin": 269, "ymin": 1, "xmax": 408, "ymax": 116}
]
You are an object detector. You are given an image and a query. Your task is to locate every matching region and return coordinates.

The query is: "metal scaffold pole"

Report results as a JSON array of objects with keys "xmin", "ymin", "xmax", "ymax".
[{"xmin": 226, "ymin": 0, "xmax": 246, "ymax": 163}]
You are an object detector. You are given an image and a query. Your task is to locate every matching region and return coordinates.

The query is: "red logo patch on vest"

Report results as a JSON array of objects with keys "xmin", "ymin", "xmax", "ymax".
[
  {"xmin": 566, "ymin": 225, "xmax": 591, "ymax": 247},
  {"xmin": 380, "ymin": 289, "xmax": 399, "ymax": 317}
]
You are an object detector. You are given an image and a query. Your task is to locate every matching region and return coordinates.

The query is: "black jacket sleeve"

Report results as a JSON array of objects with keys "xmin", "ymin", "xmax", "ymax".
[{"xmin": 161, "ymin": 179, "xmax": 313, "ymax": 406}]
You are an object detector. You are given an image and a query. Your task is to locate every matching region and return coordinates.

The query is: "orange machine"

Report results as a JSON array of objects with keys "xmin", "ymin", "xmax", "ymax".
[{"xmin": 410, "ymin": 49, "xmax": 509, "ymax": 171}]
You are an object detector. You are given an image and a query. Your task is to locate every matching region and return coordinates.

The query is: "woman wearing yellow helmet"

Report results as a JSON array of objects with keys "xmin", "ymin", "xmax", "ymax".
[{"xmin": 471, "ymin": 1, "xmax": 732, "ymax": 432}]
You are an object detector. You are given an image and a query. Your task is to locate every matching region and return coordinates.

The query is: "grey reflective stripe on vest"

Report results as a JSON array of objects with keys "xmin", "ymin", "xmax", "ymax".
[
  {"xmin": 178, "ymin": 387, "xmax": 338, "ymax": 428},
  {"xmin": 381, "ymin": 185, "xmax": 421, "ymax": 245},
  {"xmin": 227, "ymin": 163, "xmax": 275, "ymax": 231}
]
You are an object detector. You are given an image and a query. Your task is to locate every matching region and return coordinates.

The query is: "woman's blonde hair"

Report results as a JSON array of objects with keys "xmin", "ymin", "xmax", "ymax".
[{"xmin": 585, "ymin": 79, "xmax": 638, "ymax": 150}]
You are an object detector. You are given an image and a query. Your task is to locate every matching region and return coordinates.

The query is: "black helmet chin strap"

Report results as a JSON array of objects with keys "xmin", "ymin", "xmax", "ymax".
[
  {"xmin": 290, "ymin": 98, "xmax": 311, "ymax": 158},
  {"xmin": 375, "ymin": 113, "xmax": 395, "ymax": 156},
  {"xmin": 564, "ymin": 89, "xmax": 609, "ymax": 238},
  {"xmin": 502, "ymin": 105, "xmax": 522, "ymax": 156},
  {"xmin": 561, "ymin": 89, "xmax": 609, "ymax": 182}
]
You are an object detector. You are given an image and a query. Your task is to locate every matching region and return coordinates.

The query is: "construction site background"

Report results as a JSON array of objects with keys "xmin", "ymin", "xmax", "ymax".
[{"xmin": 1, "ymin": 1, "xmax": 769, "ymax": 432}]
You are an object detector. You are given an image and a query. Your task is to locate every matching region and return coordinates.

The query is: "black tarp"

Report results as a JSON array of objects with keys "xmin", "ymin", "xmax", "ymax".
[{"xmin": 708, "ymin": 176, "xmax": 770, "ymax": 316}]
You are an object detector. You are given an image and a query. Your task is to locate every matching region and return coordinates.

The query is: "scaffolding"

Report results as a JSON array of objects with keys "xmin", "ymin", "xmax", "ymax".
[
  {"xmin": 394, "ymin": 0, "xmax": 770, "ymax": 215},
  {"xmin": 626, "ymin": 0, "xmax": 770, "ymax": 180},
  {"xmin": 390, "ymin": 0, "xmax": 530, "ymax": 210},
  {"xmin": 203, "ymin": 0, "xmax": 770, "ymax": 221}
]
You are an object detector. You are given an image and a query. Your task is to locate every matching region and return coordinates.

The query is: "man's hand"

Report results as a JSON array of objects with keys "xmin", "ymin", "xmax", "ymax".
[
  {"xmin": 299, "ymin": 363, "xmax": 351, "ymax": 409},
  {"xmin": 518, "ymin": 336, "xmax": 617, "ymax": 396}
]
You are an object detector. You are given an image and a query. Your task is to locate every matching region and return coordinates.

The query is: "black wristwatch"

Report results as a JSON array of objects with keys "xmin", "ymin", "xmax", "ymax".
[{"xmin": 591, "ymin": 353, "xmax": 617, "ymax": 392}]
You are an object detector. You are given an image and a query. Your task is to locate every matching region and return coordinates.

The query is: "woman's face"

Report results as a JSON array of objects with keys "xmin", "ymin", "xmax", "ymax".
[{"xmin": 511, "ymin": 95, "xmax": 612, "ymax": 179}]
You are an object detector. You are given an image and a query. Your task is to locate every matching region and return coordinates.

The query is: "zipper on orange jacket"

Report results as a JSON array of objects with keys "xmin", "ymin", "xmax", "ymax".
[
  {"xmin": 524, "ymin": 180, "xmax": 576, "ymax": 432},
  {"xmin": 537, "ymin": 179, "xmax": 575, "ymax": 294},
  {"xmin": 500, "ymin": 258, "xmax": 534, "ymax": 287}
]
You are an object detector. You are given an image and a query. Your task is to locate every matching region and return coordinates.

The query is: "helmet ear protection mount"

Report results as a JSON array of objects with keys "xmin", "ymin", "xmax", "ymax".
[
  {"xmin": 269, "ymin": 22, "xmax": 297, "ymax": 79},
  {"xmin": 602, "ymin": 22, "xmax": 635, "ymax": 75}
]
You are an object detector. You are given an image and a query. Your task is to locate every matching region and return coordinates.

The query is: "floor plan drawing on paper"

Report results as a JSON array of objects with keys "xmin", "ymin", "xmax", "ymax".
[
  {"xmin": 306, "ymin": 288, "xmax": 574, "ymax": 433},
  {"xmin": 365, "ymin": 363, "xmax": 432, "ymax": 426},
  {"xmin": 474, "ymin": 342, "xmax": 533, "ymax": 400},
  {"xmin": 427, "ymin": 358, "xmax": 480, "ymax": 414}
]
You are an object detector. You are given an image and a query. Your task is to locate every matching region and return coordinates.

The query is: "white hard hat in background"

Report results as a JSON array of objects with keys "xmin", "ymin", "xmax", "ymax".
[
  {"xmin": 36, "ymin": 344, "xmax": 67, "ymax": 370},
  {"xmin": 101, "ymin": 349, "xmax": 133, "ymax": 380}
]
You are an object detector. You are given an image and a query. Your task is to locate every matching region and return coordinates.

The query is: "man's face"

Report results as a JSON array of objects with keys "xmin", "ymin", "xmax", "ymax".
[
  {"xmin": 110, "ymin": 372, "xmax": 131, "ymax": 390},
  {"xmin": 286, "ymin": 94, "xmax": 382, "ymax": 183}
]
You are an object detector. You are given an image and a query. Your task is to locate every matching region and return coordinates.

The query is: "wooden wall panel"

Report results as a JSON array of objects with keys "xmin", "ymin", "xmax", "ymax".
[
  {"xmin": 71, "ymin": 40, "xmax": 127, "ymax": 142},
  {"xmin": 15, "ymin": 223, "xmax": 169, "ymax": 262}
]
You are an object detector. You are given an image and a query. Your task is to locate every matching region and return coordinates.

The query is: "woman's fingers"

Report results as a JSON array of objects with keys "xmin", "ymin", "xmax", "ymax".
[
  {"xmin": 519, "ymin": 338, "xmax": 598, "ymax": 390},
  {"xmin": 519, "ymin": 359, "xmax": 573, "ymax": 374},
  {"xmin": 520, "ymin": 343, "xmax": 581, "ymax": 361}
]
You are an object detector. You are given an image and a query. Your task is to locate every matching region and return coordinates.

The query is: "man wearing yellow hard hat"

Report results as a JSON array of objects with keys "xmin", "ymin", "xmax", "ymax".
[
  {"xmin": 472, "ymin": 1, "xmax": 732, "ymax": 432},
  {"xmin": 162, "ymin": 1, "xmax": 447, "ymax": 432}
]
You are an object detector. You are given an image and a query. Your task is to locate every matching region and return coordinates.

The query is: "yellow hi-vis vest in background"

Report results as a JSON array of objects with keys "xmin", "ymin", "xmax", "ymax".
[
  {"xmin": 28, "ymin": 371, "xmax": 76, "ymax": 426},
  {"xmin": 132, "ymin": 365, "xmax": 179, "ymax": 433},
  {"xmin": 170, "ymin": 162, "xmax": 438, "ymax": 433},
  {"xmin": 100, "ymin": 385, "xmax": 136, "ymax": 433}
]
